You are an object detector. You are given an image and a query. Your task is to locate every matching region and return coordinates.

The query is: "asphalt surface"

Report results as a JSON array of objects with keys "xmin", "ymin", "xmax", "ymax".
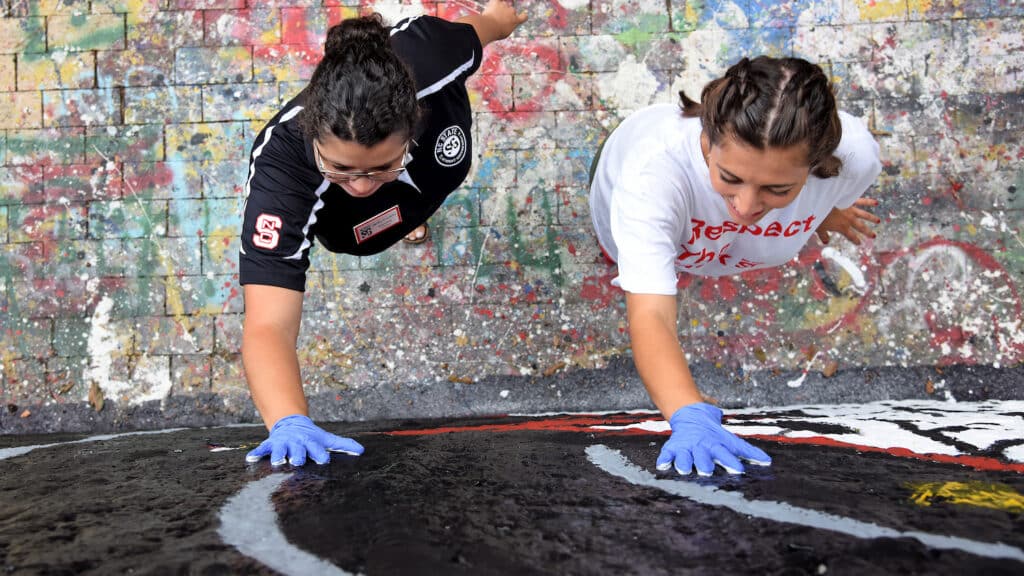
[{"xmin": 1, "ymin": 400, "xmax": 1022, "ymax": 575}]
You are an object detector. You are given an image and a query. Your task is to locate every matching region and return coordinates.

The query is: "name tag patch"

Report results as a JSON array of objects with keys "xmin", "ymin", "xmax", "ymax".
[{"xmin": 353, "ymin": 206, "xmax": 403, "ymax": 244}]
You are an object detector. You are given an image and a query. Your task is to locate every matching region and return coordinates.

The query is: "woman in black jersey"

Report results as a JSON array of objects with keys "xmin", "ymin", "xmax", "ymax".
[{"xmin": 240, "ymin": 0, "xmax": 527, "ymax": 467}]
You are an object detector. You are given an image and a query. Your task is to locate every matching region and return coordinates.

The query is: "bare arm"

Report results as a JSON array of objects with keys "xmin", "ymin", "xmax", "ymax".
[
  {"xmin": 242, "ymin": 284, "xmax": 308, "ymax": 430},
  {"xmin": 626, "ymin": 292, "xmax": 703, "ymax": 419},
  {"xmin": 457, "ymin": 0, "xmax": 527, "ymax": 48}
]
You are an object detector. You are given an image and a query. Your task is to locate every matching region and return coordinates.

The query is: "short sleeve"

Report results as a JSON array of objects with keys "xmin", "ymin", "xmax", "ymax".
[
  {"xmin": 832, "ymin": 113, "xmax": 883, "ymax": 209},
  {"xmin": 389, "ymin": 16, "xmax": 483, "ymax": 91},
  {"xmin": 609, "ymin": 163, "xmax": 689, "ymax": 296},
  {"xmin": 239, "ymin": 127, "xmax": 320, "ymax": 292}
]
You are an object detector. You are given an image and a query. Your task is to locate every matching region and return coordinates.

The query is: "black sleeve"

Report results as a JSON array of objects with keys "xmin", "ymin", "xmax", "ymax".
[
  {"xmin": 389, "ymin": 15, "xmax": 483, "ymax": 91},
  {"xmin": 238, "ymin": 124, "xmax": 319, "ymax": 292}
]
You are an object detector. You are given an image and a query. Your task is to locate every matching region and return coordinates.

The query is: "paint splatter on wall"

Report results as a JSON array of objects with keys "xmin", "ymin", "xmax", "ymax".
[{"xmin": 0, "ymin": 0, "xmax": 1021, "ymax": 420}]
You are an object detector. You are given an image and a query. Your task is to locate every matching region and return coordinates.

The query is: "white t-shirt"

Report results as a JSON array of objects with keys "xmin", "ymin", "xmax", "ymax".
[{"xmin": 589, "ymin": 103, "xmax": 882, "ymax": 295}]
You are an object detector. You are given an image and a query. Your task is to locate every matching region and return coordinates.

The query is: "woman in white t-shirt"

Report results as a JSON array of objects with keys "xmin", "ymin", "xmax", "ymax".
[{"xmin": 589, "ymin": 56, "xmax": 882, "ymax": 477}]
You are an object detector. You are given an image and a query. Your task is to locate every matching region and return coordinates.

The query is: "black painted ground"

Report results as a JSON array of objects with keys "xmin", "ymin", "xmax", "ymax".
[{"xmin": 0, "ymin": 415, "xmax": 1021, "ymax": 575}]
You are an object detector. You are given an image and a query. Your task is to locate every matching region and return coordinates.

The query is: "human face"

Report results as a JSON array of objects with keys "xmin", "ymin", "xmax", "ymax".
[
  {"xmin": 313, "ymin": 132, "xmax": 411, "ymax": 198},
  {"xmin": 703, "ymin": 133, "xmax": 811, "ymax": 226}
]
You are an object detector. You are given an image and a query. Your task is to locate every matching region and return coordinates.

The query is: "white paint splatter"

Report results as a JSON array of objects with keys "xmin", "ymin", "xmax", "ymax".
[
  {"xmin": 597, "ymin": 54, "xmax": 659, "ymax": 111},
  {"xmin": 821, "ymin": 247, "xmax": 866, "ymax": 292},
  {"xmin": 557, "ymin": 0, "xmax": 590, "ymax": 9},
  {"xmin": 85, "ymin": 296, "xmax": 131, "ymax": 399},
  {"xmin": 499, "ymin": 389, "xmax": 510, "ymax": 399}
]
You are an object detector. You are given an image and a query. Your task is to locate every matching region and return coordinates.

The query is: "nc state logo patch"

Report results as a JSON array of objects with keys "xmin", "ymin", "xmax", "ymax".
[{"xmin": 434, "ymin": 125, "xmax": 466, "ymax": 167}]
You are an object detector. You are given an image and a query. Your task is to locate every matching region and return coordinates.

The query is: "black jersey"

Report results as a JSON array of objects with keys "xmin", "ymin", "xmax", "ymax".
[{"xmin": 239, "ymin": 15, "xmax": 482, "ymax": 291}]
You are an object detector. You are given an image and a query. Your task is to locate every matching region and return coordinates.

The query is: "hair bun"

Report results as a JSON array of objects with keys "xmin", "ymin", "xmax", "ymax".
[{"xmin": 325, "ymin": 14, "xmax": 389, "ymax": 56}]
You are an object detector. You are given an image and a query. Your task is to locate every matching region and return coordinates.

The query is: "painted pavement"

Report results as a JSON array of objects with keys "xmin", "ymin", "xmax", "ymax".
[{"xmin": 1, "ymin": 399, "xmax": 1022, "ymax": 574}]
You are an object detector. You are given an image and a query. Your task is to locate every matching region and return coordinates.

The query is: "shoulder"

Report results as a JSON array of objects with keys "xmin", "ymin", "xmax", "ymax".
[{"xmin": 835, "ymin": 111, "xmax": 882, "ymax": 180}]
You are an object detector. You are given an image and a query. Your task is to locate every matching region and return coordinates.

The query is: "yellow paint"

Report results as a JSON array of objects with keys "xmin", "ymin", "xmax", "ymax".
[
  {"xmin": 856, "ymin": 0, "xmax": 908, "ymax": 21},
  {"xmin": 966, "ymin": 223, "xmax": 977, "ymax": 236},
  {"xmin": 909, "ymin": 481, "xmax": 1024, "ymax": 513},
  {"xmin": 907, "ymin": 0, "xmax": 934, "ymax": 17}
]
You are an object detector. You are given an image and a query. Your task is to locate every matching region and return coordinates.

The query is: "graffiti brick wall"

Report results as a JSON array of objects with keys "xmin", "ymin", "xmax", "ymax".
[{"xmin": 1, "ymin": 0, "xmax": 1021, "ymax": 424}]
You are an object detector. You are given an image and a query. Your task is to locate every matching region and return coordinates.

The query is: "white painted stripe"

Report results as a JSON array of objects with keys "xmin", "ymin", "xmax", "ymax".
[
  {"xmin": 416, "ymin": 53, "xmax": 476, "ymax": 100},
  {"xmin": 587, "ymin": 445, "xmax": 1024, "ymax": 562},
  {"xmin": 240, "ymin": 105, "xmax": 304, "ymax": 256},
  {"xmin": 218, "ymin": 473, "xmax": 353, "ymax": 576},
  {"xmin": 0, "ymin": 428, "xmax": 188, "ymax": 461}
]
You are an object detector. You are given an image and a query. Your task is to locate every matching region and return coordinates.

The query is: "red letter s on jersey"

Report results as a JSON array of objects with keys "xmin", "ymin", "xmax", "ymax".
[{"xmin": 253, "ymin": 213, "xmax": 282, "ymax": 249}]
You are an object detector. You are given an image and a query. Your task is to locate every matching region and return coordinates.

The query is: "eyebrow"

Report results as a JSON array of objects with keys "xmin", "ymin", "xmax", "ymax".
[{"xmin": 719, "ymin": 167, "xmax": 796, "ymax": 190}]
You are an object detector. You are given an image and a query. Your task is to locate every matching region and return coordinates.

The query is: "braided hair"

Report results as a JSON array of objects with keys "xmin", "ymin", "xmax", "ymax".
[
  {"xmin": 300, "ymin": 14, "xmax": 420, "ymax": 145},
  {"xmin": 679, "ymin": 56, "xmax": 842, "ymax": 178}
]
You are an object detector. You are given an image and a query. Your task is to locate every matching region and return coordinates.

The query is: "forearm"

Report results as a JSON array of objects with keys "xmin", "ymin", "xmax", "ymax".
[
  {"xmin": 242, "ymin": 323, "xmax": 308, "ymax": 429},
  {"xmin": 456, "ymin": 13, "xmax": 503, "ymax": 48},
  {"xmin": 626, "ymin": 294, "xmax": 703, "ymax": 419}
]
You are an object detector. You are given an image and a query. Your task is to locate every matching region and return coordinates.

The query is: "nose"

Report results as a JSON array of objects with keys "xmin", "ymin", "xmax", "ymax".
[
  {"xmin": 730, "ymin": 187, "xmax": 762, "ymax": 218},
  {"xmin": 346, "ymin": 176, "xmax": 380, "ymax": 196}
]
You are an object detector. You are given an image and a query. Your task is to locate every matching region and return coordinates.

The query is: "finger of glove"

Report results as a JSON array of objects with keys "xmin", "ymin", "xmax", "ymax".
[
  {"xmin": 323, "ymin": 435, "xmax": 364, "ymax": 456},
  {"xmin": 270, "ymin": 442, "xmax": 289, "ymax": 467},
  {"xmin": 286, "ymin": 441, "xmax": 308, "ymax": 466},
  {"xmin": 692, "ymin": 445, "xmax": 716, "ymax": 476},
  {"xmin": 733, "ymin": 439, "xmax": 772, "ymax": 466},
  {"xmin": 709, "ymin": 444, "xmax": 745, "ymax": 475},
  {"xmin": 672, "ymin": 450, "xmax": 694, "ymax": 476},
  {"xmin": 245, "ymin": 440, "xmax": 273, "ymax": 463},
  {"xmin": 656, "ymin": 444, "xmax": 677, "ymax": 471},
  {"xmin": 306, "ymin": 442, "xmax": 331, "ymax": 465}
]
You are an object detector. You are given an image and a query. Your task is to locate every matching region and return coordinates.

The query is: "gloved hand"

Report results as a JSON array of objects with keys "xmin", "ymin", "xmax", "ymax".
[
  {"xmin": 656, "ymin": 403, "xmax": 771, "ymax": 476},
  {"xmin": 245, "ymin": 414, "xmax": 364, "ymax": 466}
]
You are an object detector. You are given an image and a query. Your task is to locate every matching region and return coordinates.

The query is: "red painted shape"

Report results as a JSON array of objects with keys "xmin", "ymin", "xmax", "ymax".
[{"xmin": 378, "ymin": 413, "xmax": 1024, "ymax": 474}]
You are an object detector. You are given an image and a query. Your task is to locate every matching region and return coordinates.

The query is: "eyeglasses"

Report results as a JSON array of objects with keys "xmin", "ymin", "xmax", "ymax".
[{"xmin": 313, "ymin": 140, "xmax": 413, "ymax": 183}]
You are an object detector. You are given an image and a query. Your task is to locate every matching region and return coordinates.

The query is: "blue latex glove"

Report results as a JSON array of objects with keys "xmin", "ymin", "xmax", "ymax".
[
  {"xmin": 656, "ymin": 403, "xmax": 771, "ymax": 476},
  {"xmin": 245, "ymin": 415, "xmax": 364, "ymax": 466}
]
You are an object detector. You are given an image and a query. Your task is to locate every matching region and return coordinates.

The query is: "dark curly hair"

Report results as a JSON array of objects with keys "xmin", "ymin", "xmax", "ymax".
[
  {"xmin": 299, "ymin": 14, "xmax": 420, "ymax": 145},
  {"xmin": 679, "ymin": 56, "xmax": 843, "ymax": 179}
]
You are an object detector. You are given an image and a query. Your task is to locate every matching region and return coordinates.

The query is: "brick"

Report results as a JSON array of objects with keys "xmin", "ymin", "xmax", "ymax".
[
  {"xmin": 171, "ymin": 354, "xmax": 212, "ymax": 393},
  {"xmin": 836, "ymin": 0, "xmax": 909, "ymax": 24},
  {"xmin": 46, "ymin": 356, "xmax": 88, "ymax": 400},
  {"xmin": 122, "ymin": 162, "xmax": 203, "ymax": 201},
  {"xmin": 593, "ymin": 0, "xmax": 671, "ymax": 35},
  {"xmin": 92, "ymin": 276, "xmax": 166, "ymax": 319},
  {"xmin": 0, "ymin": 17, "xmax": 46, "ymax": 54},
  {"xmin": 907, "ymin": 0, "xmax": 989, "ymax": 19},
  {"xmin": 515, "ymin": 0, "xmax": 591, "ymax": 36},
  {"xmin": 12, "ymin": 0, "xmax": 87, "ymax": 16},
  {"xmin": 88, "ymin": 199, "xmax": 168, "ymax": 239},
  {"xmin": 53, "ymin": 317, "xmax": 92, "ymax": 357},
  {"xmin": 165, "ymin": 121, "xmax": 247, "ymax": 162},
  {"xmin": 1, "ymin": 317, "xmax": 52, "ymax": 359},
  {"xmin": 90, "ymin": 0, "xmax": 138, "ymax": 13},
  {"xmin": 305, "ymin": 250, "xmax": 361, "ymax": 275},
  {"xmin": 48, "ymin": 13, "xmax": 126, "ymax": 52},
  {"xmin": 122, "ymin": 237, "xmax": 202, "ymax": 276},
  {"xmin": 466, "ymin": 148, "xmax": 516, "ymax": 189},
  {"xmin": 991, "ymin": 0, "xmax": 1024, "ymax": 17},
  {"xmin": 126, "ymin": 10, "xmax": 204, "ymax": 50},
  {"xmin": 280, "ymin": 6, "xmax": 355, "ymax": 45},
  {"xmin": 43, "ymin": 163, "xmax": 123, "ymax": 202},
  {"xmin": 0, "ymin": 55, "xmax": 14, "ymax": 92},
  {"xmin": 96, "ymin": 48, "xmax": 175, "ymax": 87},
  {"xmin": 173, "ymin": 0, "xmax": 245, "ymax": 8},
  {"xmin": 552, "ymin": 109, "xmax": 615, "ymax": 148},
  {"xmin": 43, "ymin": 88, "xmax": 122, "ymax": 127},
  {"xmin": 136, "ymin": 315, "xmax": 213, "ymax": 354},
  {"xmin": 278, "ymin": 80, "xmax": 305, "ymax": 102},
  {"xmin": 45, "ymin": 238, "xmax": 128, "ymax": 276},
  {"xmin": 0, "ymin": 207, "xmax": 7, "ymax": 242},
  {"xmin": 11, "ymin": 276, "xmax": 97, "ymax": 317},
  {"xmin": 438, "ymin": 187, "xmax": 481, "ymax": 228},
  {"xmin": 0, "ymin": 242, "xmax": 46, "ymax": 280},
  {"xmin": 517, "ymin": 148, "xmax": 591, "ymax": 189},
  {"xmin": 213, "ymin": 313, "xmax": 242, "ymax": 355},
  {"xmin": 0, "ymin": 358, "xmax": 47, "ymax": 404},
  {"xmin": 201, "ymin": 82, "xmax": 280, "ymax": 122},
  {"xmin": 202, "ymin": 235, "xmax": 241, "ymax": 276},
  {"xmin": 17, "ymin": 51, "xmax": 96, "ymax": 90},
  {"xmin": 0, "ymin": 92, "xmax": 42, "ymax": 129},
  {"xmin": 199, "ymin": 160, "xmax": 248, "ymax": 198},
  {"xmin": 0, "ymin": 164, "xmax": 46, "ymax": 205},
  {"xmin": 204, "ymin": 8, "xmax": 282, "ymax": 47},
  {"xmin": 9, "ymin": 202, "xmax": 88, "ymax": 242},
  {"xmin": 168, "ymin": 197, "xmax": 241, "ymax": 237},
  {"xmin": 211, "ymin": 352, "xmax": 246, "ymax": 395},
  {"xmin": 253, "ymin": 44, "xmax": 322, "ymax": 82},
  {"xmin": 124, "ymin": 86, "xmax": 203, "ymax": 124},
  {"xmin": 467, "ymin": 73, "xmax": 513, "ymax": 115},
  {"xmin": 515, "ymin": 72, "xmax": 593, "ymax": 112},
  {"xmin": 170, "ymin": 274, "xmax": 243, "ymax": 315},
  {"xmin": 6, "ymin": 127, "xmax": 85, "ymax": 164},
  {"xmin": 174, "ymin": 47, "xmax": 252, "ymax": 84},
  {"xmin": 85, "ymin": 123, "xmax": 164, "ymax": 163},
  {"xmin": 474, "ymin": 111, "xmax": 558, "ymax": 150},
  {"xmin": 561, "ymin": 35, "xmax": 628, "ymax": 74}
]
